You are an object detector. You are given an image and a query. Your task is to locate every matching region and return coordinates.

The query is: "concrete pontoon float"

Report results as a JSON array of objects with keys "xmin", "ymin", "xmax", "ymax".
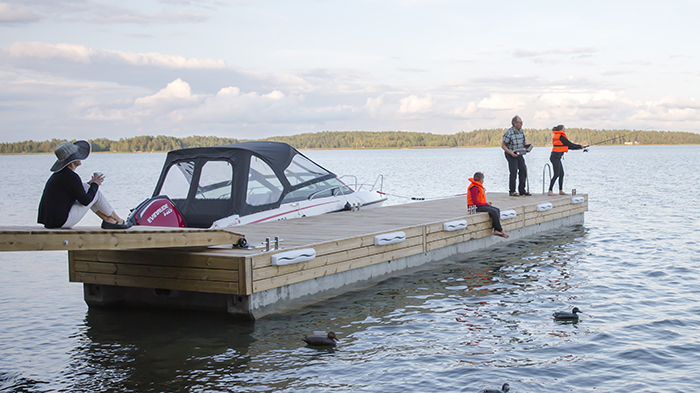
[{"xmin": 1, "ymin": 193, "xmax": 587, "ymax": 320}]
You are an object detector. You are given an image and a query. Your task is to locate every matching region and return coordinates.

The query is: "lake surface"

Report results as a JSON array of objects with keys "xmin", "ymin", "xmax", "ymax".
[{"xmin": 1, "ymin": 145, "xmax": 699, "ymax": 392}]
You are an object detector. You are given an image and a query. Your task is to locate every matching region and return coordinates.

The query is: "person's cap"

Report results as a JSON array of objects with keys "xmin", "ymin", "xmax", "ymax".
[{"xmin": 50, "ymin": 140, "xmax": 91, "ymax": 172}]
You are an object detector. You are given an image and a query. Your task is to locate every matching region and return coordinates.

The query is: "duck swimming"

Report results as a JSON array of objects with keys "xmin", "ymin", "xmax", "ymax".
[
  {"xmin": 553, "ymin": 307, "xmax": 581, "ymax": 322},
  {"xmin": 481, "ymin": 383, "xmax": 509, "ymax": 393},
  {"xmin": 303, "ymin": 331, "xmax": 338, "ymax": 346}
]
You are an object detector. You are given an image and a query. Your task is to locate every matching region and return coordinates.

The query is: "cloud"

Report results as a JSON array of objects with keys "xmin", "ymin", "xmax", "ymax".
[
  {"xmin": 0, "ymin": 0, "xmax": 219, "ymax": 25},
  {"xmin": 397, "ymin": 67, "xmax": 429, "ymax": 73},
  {"xmin": 513, "ymin": 47, "xmax": 598, "ymax": 58},
  {"xmin": 1, "ymin": 41, "xmax": 246, "ymax": 92},
  {"xmin": 656, "ymin": 96, "xmax": 700, "ymax": 109},
  {"xmin": 469, "ymin": 75, "xmax": 541, "ymax": 88},
  {"xmin": 476, "ymin": 94, "xmax": 527, "ymax": 110},
  {"xmin": 164, "ymin": 83, "xmax": 356, "ymax": 126},
  {"xmin": 513, "ymin": 47, "xmax": 599, "ymax": 66},
  {"xmin": 7, "ymin": 42, "xmax": 227, "ymax": 69},
  {"xmin": 451, "ymin": 102, "xmax": 477, "ymax": 118},
  {"xmin": 630, "ymin": 103, "xmax": 699, "ymax": 122},
  {"xmin": 599, "ymin": 69, "xmax": 635, "ymax": 76},
  {"xmin": 277, "ymin": 49, "xmax": 385, "ymax": 66},
  {"xmin": 2, "ymin": 34, "xmax": 700, "ymax": 142},
  {"xmin": 398, "ymin": 94, "xmax": 434, "ymax": 114},
  {"xmin": 537, "ymin": 90, "xmax": 621, "ymax": 109},
  {"xmin": 134, "ymin": 78, "xmax": 201, "ymax": 107},
  {"xmin": 364, "ymin": 95, "xmax": 384, "ymax": 118},
  {"xmin": 62, "ymin": 78, "xmax": 363, "ymax": 136},
  {"xmin": 0, "ymin": 3, "xmax": 41, "ymax": 24}
]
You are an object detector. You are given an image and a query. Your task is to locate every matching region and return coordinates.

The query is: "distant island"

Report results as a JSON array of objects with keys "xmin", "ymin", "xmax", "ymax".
[{"xmin": 2, "ymin": 128, "xmax": 700, "ymax": 154}]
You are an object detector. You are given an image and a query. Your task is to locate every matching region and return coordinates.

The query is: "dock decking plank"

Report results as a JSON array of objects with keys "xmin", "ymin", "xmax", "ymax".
[{"xmin": 0, "ymin": 226, "xmax": 244, "ymax": 252}]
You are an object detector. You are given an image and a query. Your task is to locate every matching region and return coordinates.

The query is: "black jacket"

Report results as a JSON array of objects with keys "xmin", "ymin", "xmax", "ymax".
[{"xmin": 38, "ymin": 167, "xmax": 98, "ymax": 228}]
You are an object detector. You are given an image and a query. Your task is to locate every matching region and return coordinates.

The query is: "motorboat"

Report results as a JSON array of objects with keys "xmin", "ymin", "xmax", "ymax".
[{"xmin": 127, "ymin": 141, "xmax": 387, "ymax": 229}]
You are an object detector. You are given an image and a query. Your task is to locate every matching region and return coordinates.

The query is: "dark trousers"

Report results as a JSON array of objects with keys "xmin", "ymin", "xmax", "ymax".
[
  {"xmin": 476, "ymin": 205, "xmax": 503, "ymax": 232},
  {"xmin": 505, "ymin": 152, "xmax": 527, "ymax": 194},
  {"xmin": 548, "ymin": 153, "xmax": 564, "ymax": 191}
]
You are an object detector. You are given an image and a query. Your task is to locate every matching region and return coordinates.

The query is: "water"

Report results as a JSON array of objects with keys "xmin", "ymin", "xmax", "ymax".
[{"xmin": 1, "ymin": 146, "xmax": 699, "ymax": 392}]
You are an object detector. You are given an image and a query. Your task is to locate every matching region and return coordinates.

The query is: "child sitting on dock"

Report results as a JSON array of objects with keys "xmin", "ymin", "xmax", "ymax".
[{"xmin": 467, "ymin": 172, "xmax": 509, "ymax": 238}]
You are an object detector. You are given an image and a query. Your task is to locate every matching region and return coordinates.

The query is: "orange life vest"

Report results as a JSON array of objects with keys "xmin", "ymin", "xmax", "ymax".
[
  {"xmin": 552, "ymin": 131, "xmax": 568, "ymax": 153},
  {"xmin": 467, "ymin": 178, "xmax": 487, "ymax": 206}
]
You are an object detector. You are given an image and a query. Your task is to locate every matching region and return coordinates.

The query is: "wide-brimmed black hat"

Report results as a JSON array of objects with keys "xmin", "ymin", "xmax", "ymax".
[{"xmin": 50, "ymin": 140, "xmax": 91, "ymax": 172}]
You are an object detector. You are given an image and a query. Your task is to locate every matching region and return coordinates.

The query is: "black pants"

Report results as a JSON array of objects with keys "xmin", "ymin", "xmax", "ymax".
[
  {"xmin": 505, "ymin": 152, "xmax": 527, "ymax": 194},
  {"xmin": 476, "ymin": 205, "xmax": 503, "ymax": 232},
  {"xmin": 548, "ymin": 152, "xmax": 564, "ymax": 191}
]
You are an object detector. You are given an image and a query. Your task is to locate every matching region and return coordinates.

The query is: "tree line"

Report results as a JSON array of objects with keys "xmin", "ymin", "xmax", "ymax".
[{"xmin": 2, "ymin": 129, "xmax": 699, "ymax": 154}]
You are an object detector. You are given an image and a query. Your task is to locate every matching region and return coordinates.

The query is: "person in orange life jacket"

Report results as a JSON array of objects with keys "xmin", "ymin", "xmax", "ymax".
[
  {"xmin": 548, "ymin": 125, "xmax": 588, "ymax": 196},
  {"xmin": 467, "ymin": 172, "xmax": 509, "ymax": 238},
  {"xmin": 38, "ymin": 140, "xmax": 131, "ymax": 229}
]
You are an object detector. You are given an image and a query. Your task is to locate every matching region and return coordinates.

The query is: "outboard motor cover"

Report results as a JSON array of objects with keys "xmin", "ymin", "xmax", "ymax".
[{"xmin": 127, "ymin": 195, "xmax": 186, "ymax": 227}]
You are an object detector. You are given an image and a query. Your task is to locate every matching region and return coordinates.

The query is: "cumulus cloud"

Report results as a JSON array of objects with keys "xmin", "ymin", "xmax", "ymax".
[
  {"xmin": 64, "ymin": 77, "xmax": 363, "ymax": 136},
  {"xmin": 398, "ymin": 94, "xmax": 434, "ymax": 114},
  {"xmin": 537, "ymin": 90, "xmax": 621, "ymax": 109},
  {"xmin": 656, "ymin": 96, "xmax": 700, "ymax": 109},
  {"xmin": 630, "ymin": 106, "xmax": 699, "ymax": 122},
  {"xmin": 477, "ymin": 94, "xmax": 527, "ymax": 110},
  {"xmin": 134, "ymin": 78, "xmax": 201, "ymax": 107},
  {"xmin": 451, "ymin": 102, "xmax": 477, "ymax": 118},
  {"xmin": 625, "ymin": 96, "xmax": 700, "ymax": 125},
  {"xmin": 364, "ymin": 95, "xmax": 384, "ymax": 118}
]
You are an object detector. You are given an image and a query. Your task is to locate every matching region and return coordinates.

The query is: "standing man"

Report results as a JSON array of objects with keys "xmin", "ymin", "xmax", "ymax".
[{"xmin": 501, "ymin": 115, "xmax": 531, "ymax": 196}]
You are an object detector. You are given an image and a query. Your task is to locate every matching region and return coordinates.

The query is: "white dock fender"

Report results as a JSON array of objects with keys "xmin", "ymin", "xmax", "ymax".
[
  {"xmin": 571, "ymin": 196, "xmax": 585, "ymax": 204},
  {"xmin": 500, "ymin": 210, "xmax": 517, "ymax": 220},
  {"xmin": 271, "ymin": 248, "xmax": 316, "ymax": 266},
  {"xmin": 537, "ymin": 202, "xmax": 553, "ymax": 212},
  {"xmin": 374, "ymin": 231, "xmax": 406, "ymax": 246},
  {"xmin": 443, "ymin": 219, "xmax": 468, "ymax": 232}
]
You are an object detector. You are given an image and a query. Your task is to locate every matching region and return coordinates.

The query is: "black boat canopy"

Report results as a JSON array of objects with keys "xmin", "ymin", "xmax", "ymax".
[{"xmin": 152, "ymin": 141, "xmax": 342, "ymax": 228}]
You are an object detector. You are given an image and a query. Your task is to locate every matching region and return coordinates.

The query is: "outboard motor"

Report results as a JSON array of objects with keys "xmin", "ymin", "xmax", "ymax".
[{"xmin": 127, "ymin": 195, "xmax": 186, "ymax": 227}]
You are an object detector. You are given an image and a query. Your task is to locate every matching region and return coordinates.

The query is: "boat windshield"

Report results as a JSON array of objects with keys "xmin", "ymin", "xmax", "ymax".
[
  {"xmin": 284, "ymin": 154, "xmax": 330, "ymax": 186},
  {"xmin": 160, "ymin": 160, "xmax": 194, "ymax": 199},
  {"xmin": 281, "ymin": 178, "xmax": 353, "ymax": 203},
  {"xmin": 196, "ymin": 160, "xmax": 233, "ymax": 200},
  {"xmin": 247, "ymin": 156, "xmax": 284, "ymax": 206}
]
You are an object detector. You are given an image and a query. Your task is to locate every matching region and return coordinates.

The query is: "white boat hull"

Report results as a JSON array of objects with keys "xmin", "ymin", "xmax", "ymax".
[{"xmin": 211, "ymin": 190, "xmax": 386, "ymax": 228}]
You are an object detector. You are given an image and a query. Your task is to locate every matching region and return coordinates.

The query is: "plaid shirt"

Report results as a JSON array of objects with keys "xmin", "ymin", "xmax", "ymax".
[{"xmin": 502, "ymin": 126, "xmax": 526, "ymax": 152}]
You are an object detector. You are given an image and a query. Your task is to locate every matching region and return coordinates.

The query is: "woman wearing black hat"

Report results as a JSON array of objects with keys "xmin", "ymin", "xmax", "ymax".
[{"xmin": 38, "ymin": 140, "xmax": 131, "ymax": 229}]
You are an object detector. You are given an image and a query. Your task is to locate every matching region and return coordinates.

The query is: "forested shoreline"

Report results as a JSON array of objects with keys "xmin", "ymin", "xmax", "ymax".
[{"xmin": 2, "ymin": 128, "xmax": 700, "ymax": 154}]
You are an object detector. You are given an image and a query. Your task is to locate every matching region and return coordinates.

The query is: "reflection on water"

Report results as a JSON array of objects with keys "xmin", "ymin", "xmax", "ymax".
[
  {"xmin": 66, "ymin": 310, "xmax": 255, "ymax": 392},
  {"xmin": 44, "ymin": 228, "xmax": 591, "ymax": 392}
]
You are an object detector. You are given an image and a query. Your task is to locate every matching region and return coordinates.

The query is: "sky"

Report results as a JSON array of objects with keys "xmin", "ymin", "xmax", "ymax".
[{"xmin": 1, "ymin": 0, "xmax": 699, "ymax": 143}]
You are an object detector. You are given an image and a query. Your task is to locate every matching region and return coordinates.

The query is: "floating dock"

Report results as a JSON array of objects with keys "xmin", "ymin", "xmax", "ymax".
[{"xmin": 0, "ymin": 193, "xmax": 587, "ymax": 320}]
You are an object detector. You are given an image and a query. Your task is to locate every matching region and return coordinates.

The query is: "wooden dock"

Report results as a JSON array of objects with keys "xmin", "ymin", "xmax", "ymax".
[
  {"xmin": 0, "ymin": 226, "xmax": 244, "ymax": 252},
  {"xmin": 0, "ymin": 193, "xmax": 587, "ymax": 319}
]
